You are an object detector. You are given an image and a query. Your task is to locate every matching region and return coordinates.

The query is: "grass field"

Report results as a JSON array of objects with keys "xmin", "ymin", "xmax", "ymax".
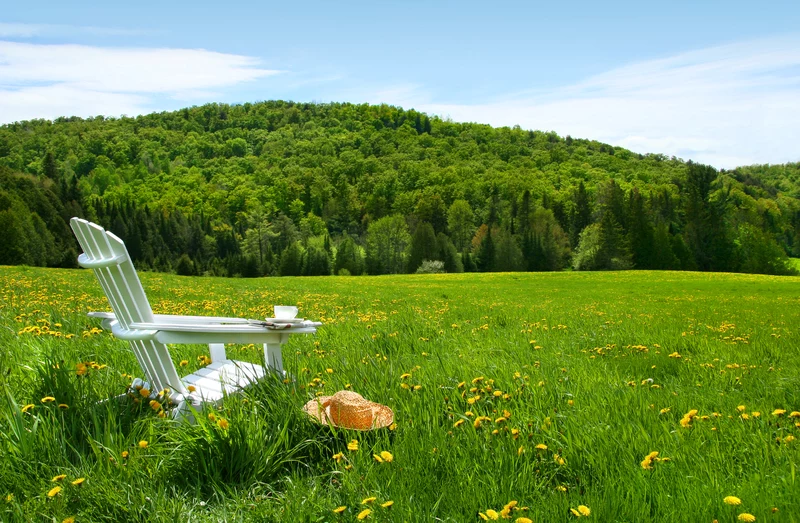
[{"xmin": 1, "ymin": 267, "xmax": 799, "ymax": 522}]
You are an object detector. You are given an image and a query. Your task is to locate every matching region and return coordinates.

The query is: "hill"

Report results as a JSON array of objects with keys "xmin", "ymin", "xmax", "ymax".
[{"xmin": 0, "ymin": 101, "xmax": 798, "ymax": 275}]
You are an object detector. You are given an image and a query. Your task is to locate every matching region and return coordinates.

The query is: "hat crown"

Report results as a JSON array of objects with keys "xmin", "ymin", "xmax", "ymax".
[{"xmin": 329, "ymin": 391, "xmax": 373, "ymax": 429}]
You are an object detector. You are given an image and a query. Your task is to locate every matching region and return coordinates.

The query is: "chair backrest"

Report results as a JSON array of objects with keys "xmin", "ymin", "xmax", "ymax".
[{"xmin": 70, "ymin": 218, "xmax": 186, "ymax": 395}]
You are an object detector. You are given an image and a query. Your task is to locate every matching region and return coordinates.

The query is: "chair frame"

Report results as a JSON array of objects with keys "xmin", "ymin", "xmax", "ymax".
[{"xmin": 70, "ymin": 217, "xmax": 320, "ymax": 417}]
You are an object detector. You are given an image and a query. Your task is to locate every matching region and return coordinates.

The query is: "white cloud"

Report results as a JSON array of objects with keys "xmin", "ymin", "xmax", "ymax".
[
  {"xmin": 380, "ymin": 36, "xmax": 800, "ymax": 169},
  {"xmin": 0, "ymin": 41, "xmax": 280, "ymax": 123}
]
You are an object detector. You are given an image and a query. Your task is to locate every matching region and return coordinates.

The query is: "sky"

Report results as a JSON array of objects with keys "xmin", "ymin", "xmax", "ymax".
[{"xmin": 1, "ymin": 0, "xmax": 799, "ymax": 169}]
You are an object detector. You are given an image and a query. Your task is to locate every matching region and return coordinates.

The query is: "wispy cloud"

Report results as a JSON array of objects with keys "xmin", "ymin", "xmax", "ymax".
[
  {"xmin": 377, "ymin": 36, "xmax": 800, "ymax": 169},
  {"xmin": 0, "ymin": 22, "xmax": 152, "ymax": 38},
  {"xmin": 0, "ymin": 41, "xmax": 280, "ymax": 123}
]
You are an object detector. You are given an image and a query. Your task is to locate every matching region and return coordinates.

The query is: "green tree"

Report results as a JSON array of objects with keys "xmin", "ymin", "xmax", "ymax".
[
  {"xmin": 334, "ymin": 235, "xmax": 365, "ymax": 275},
  {"xmin": 365, "ymin": 215, "xmax": 410, "ymax": 275},
  {"xmin": 447, "ymin": 199, "xmax": 475, "ymax": 252},
  {"xmin": 279, "ymin": 241, "xmax": 304, "ymax": 276},
  {"xmin": 302, "ymin": 245, "xmax": 331, "ymax": 276},
  {"xmin": 407, "ymin": 222, "xmax": 439, "ymax": 273}
]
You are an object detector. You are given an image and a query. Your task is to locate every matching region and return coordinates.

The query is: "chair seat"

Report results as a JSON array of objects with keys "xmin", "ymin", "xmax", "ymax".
[{"xmin": 182, "ymin": 360, "xmax": 266, "ymax": 403}]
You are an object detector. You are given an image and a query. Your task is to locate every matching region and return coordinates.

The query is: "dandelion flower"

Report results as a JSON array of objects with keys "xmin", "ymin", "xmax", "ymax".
[
  {"xmin": 789, "ymin": 411, "xmax": 800, "ymax": 418},
  {"xmin": 380, "ymin": 451, "xmax": 393, "ymax": 462},
  {"xmin": 578, "ymin": 505, "xmax": 591, "ymax": 516},
  {"xmin": 62, "ymin": 517, "xmax": 75, "ymax": 523},
  {"xmin": 453, "ymin": 419, "xmax": 465, "ymax": 428},
  {"xmin": 187, "ymin": 385, "xmax": 196, "ymax": 392},
  {"xmin": 139, "ymin": 388, "xmax": 150, "ymax": 397},
  {"xmin": 138, "ymin": 440, "xmax": 148, "ymax": 449},
  {"xmin": 357, "ymin": 508, "xmax": 372, "ymax": 520},
  {"xmin": 516, "ymin": 518, "xmax": 533, "ymax": 523},
  {"xmin": 217, "ymin": 418, "xmax": 229, "ymax": 430},
  {"xmin": 71, "ymin": 478, "xmax": 85, "ymax": 486},
  {"xmin": 724, "ymin": 496, "xmax": 742, "ymax": 506},
  {"xmin": 485, "ymin": 509, "xmax": 500, "ymax": 520},
  {"xmin": 535, "ymin": 443, "xmax": 548, "ymax": 450},
  {"xmin": 333, "ymin": 452, "xmax": 344, "ymax": 463},
  {"xmin": 41, "ymin": 396, "xmax": 56, "ymax": 403},
  {"xmin": 348, "ymin": 440, "xmax": 359, "ymax": 451},
  {"xmin": 149, "ymin": 400, "xmax": 161, "ymax": 411},
  {"xmin": 737, "ymin": 514, "xmax": 756, "ymax": 522},
  {"xmin": 381, "ymin": 500, "xmax": 393, "ymax": 508},
  {"xmin": 772, "ymin": 409, "xmax": 786, "ymax": 417},
  {"xmin": 570, "ymin": 508, "xmax": 581, "ymax": 517},
  {"xmin": 47, "ymin": 486, "xmax": 62, "ymax": 497},
  {"xmin": 179, "ymin": 360, "xmax": 188, "ymax": 367},
  {"xmin": 361, "ymin": 496, "xmax": 376, "ymax": 504},
  {"xmin": 332, "ymin": 506, "xmax": 346, "ymax": 514},
  {"xmin": 373, "ymin": 454, "xmax": 383, "ymax": 463},
  {"xmin": 121, "ymin": 451, "xmax": 129, "ymax": 459},
  {"xmin": 21, "ymin": 404, "xmax": 35, "ymax": 413},
  {"xmin": 400, "ymin": 373, "xmax": 411, "ymax": 379}
]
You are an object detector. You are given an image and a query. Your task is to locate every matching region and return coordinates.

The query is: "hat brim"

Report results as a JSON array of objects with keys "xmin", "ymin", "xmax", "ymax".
[{"xmin": 302, "ymin": 396, "xmax": 394, "ymax": 431}]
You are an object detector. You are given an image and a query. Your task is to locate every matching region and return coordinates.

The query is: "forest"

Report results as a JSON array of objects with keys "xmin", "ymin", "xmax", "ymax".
[{"xmin": 0, "ymin": 100, "xmax": 798, "ymax": 276}]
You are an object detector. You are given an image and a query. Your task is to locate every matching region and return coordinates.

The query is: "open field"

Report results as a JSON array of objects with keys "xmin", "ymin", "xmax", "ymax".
[{"xmin": 1, "ymin": 267, "xmax": 799, "ymax": 522}]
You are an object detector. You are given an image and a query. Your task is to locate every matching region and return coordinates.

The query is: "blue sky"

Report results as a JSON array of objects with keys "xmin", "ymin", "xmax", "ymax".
[{"xmin": 2, "ymin": 0, "xmax": 799, "ymax": 168}]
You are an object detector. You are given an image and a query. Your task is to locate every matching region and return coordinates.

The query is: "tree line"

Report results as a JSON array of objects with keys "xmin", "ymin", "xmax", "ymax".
[{"xmin": 0, "ymin": 101, "xmax": 798, "ymax": 276}]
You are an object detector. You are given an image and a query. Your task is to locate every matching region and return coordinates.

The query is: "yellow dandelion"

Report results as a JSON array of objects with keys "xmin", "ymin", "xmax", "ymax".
[
  {"xmin": 332, "ymin": 506, "xmax": 346, "ymax": 514},
  {"xmin": 659, "ymin": 407, "xmax": 670, "ymax": 414},
  {"xmin": 357, "ymin": 508, "xmax": 372, "ymax": 520},
  {"xmin": 485, "ymin": 509, "xmax": 500, "ymax": 520},
  {"xmin": 381, "ymin": 500, "xmax": 394, "ymax": 508},
  {"xmin": 772, "ymin": 409, "xmax": 786, "ymax": 417},
  {"xmin": 348, "ymin": 440, "xmax": 359, "ymax": 451},
  {"xmin": 516, "ymin": 518, "xmax": 533, "ymax": 523},
  {"xmin": 208, "ymin": 413, "xmax": 217, "ymax": 422},
  {"xmin": 400, "ymin": 373, "xmax": 411, "ymax": 379},
  {"xmin": 138, "ymin": 440, "xmax": 148, "ymax": 449},
  {"xmin": 326, "ymin": 368, "xmax": 334, "ymax": 374},
  {"xmin": 179, "ymin": 360, "xmax": 188, "ymax": 367},
  {"xmin": 21, "ymin": 404, "xmax": 35, "ymax": 413},
  {"xmin": 373, "ymin": 454, "xmax": 383, "ymax": 463},
  {"xmin": 333, "ymin": 452, "xmax": 344, "ymax": 463},
  {"xmin": 187, "ymin": 385, "xmax": 196, "ymax": 392},
  {"xmin": 570, "ymin": 508, "xmax": 581, "ymax": 517},
  {"xmin": 217, "ymin": 418, "xmax": 229, "ymax": 430},
  {"xmin": 789, "ymin": 411, "xmax": 800, "ymax": 418},
  {"xmin": 380, "ymin": 451, "xmax": 393, "ymax": 462},
  {"xmin": 472, "ymin": 376, "xmax": 484, "ymax": 384},
  {"xmin": 578, "ymin": 505, "xmax": 591, "ymax": 516},
  {"xmin": 41, "ymin": 396, "xmax": 56, "ymax": 403},
  {"xmin": 724, "ymin": 496, "xmax": 742, "ymax": 506},
  {"xmin": 58, "ymin": 403, "xmax": 69, "ymax": 410},
  {"xmin": 785, "ymin": 435, "xmax": 795, "ymax": 443},
  {"xmin": 556, "ymin": 485, "xmax": 567, "ymax": 492},
  {"xmin": 139, "ymin": 388, "xmax": 150, "ymax": 397},
  {"xmin": 62, "ymin": 517, "xmax": 75, "ymax": 523},
  {"xmin": 149, "ymin": 400, "xmax": 161, "ymax": 411},
  {"xmin": 361, "ymin": 496, "xmax": 376, "ymax": 505},
  {"xmin": 504, "ymin": 500, "xmax": 518, "ymax": 510},
  {"xmin": 535, "ymin": 443, "xmax": 548, "ymax": 450},
  {"xmin": 71, "ymin": 478, "xmax": 85, "ymax": 486},
  {"xmin": 52, "ymin": 474, "xmax": 67, "ymax": 482},
  {"xmin": 641, "ymin": 457, "xmax": 653, "ymax": 470},
  {"xmin": 454, "ymin": 419, "xmax": 465, "ymax": 428},
  {"xmin": 518, "ymin": 445, "xmax": 525, "ymax": 455},
  {"xmin": 47, "ymin": 486, "xmax": 62, "ymax": 497},
  {"xmin": 737, "ymin": 514, "xmax": 756, "ymax": 522}
]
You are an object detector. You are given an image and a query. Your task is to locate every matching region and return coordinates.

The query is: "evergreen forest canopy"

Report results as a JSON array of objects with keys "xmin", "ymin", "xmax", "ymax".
[{"xmin": 1, "ymin": 100, "xmax": 799, "ymax": 277}]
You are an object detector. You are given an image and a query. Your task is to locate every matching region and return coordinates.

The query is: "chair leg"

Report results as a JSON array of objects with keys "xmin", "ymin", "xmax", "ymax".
[
  {"xmin": 263, "ymin": 342, "xmax": 284, "ymax": 374},
  {"xmin": 209, "ymin": 343, "xmax": 227, "ymax": 363}
]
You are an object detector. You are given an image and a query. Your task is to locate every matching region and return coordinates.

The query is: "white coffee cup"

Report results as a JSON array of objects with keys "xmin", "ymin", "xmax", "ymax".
[{"xmin": 274, "ymin": 305, "xmax": 298, "ymax": 319}]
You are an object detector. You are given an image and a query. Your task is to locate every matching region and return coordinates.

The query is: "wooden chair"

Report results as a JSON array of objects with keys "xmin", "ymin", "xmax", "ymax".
[{"xmin": 70, "ymin": 217, "xmax": 320, "ymax": 419}]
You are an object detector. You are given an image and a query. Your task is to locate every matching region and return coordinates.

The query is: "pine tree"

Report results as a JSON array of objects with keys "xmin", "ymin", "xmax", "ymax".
[
  {"xmin": 570, "ymin": 181, "xmax": 591, "ymax": 248},
  {"xmin": 407, "ymin": 222, "xmax": 439, "ymax": 273},
  {"xmin": 477, "ymin": 227, "xmax": 495, "ymax": 272}
]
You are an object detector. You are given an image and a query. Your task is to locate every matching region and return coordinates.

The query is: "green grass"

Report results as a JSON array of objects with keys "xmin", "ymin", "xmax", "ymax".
[{"xmin": 1, "ymin": 266, "xmax": 799, "ymax": 522}]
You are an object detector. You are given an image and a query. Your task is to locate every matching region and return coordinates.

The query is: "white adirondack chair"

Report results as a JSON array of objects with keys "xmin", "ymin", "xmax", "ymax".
[{"xmin": 70, "ymin": 217, "xmax": 320, "ymax": 419}]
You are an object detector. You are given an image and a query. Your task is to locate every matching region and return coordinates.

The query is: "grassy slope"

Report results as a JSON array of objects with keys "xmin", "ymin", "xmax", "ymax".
[{"xmin": 1, "ymin": 267, "xmax": 799, "ymax": 522}]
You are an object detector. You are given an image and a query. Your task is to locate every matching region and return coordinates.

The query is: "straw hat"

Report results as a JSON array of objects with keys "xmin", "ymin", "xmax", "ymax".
[{"xmin": 303, "ymin": 390, "xmax": 394, "ymax": 430}]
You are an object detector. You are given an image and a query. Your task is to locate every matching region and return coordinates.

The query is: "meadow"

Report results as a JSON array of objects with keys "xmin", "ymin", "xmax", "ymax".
[{"xmin": 1, "ymin": 266, "xmax": 799, "ymax": 522}]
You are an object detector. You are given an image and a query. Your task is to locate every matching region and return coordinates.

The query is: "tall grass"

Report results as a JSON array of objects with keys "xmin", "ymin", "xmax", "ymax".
[{"xmin": 1, "ymin": 266, "xmax": 799, "ymax": 522}]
